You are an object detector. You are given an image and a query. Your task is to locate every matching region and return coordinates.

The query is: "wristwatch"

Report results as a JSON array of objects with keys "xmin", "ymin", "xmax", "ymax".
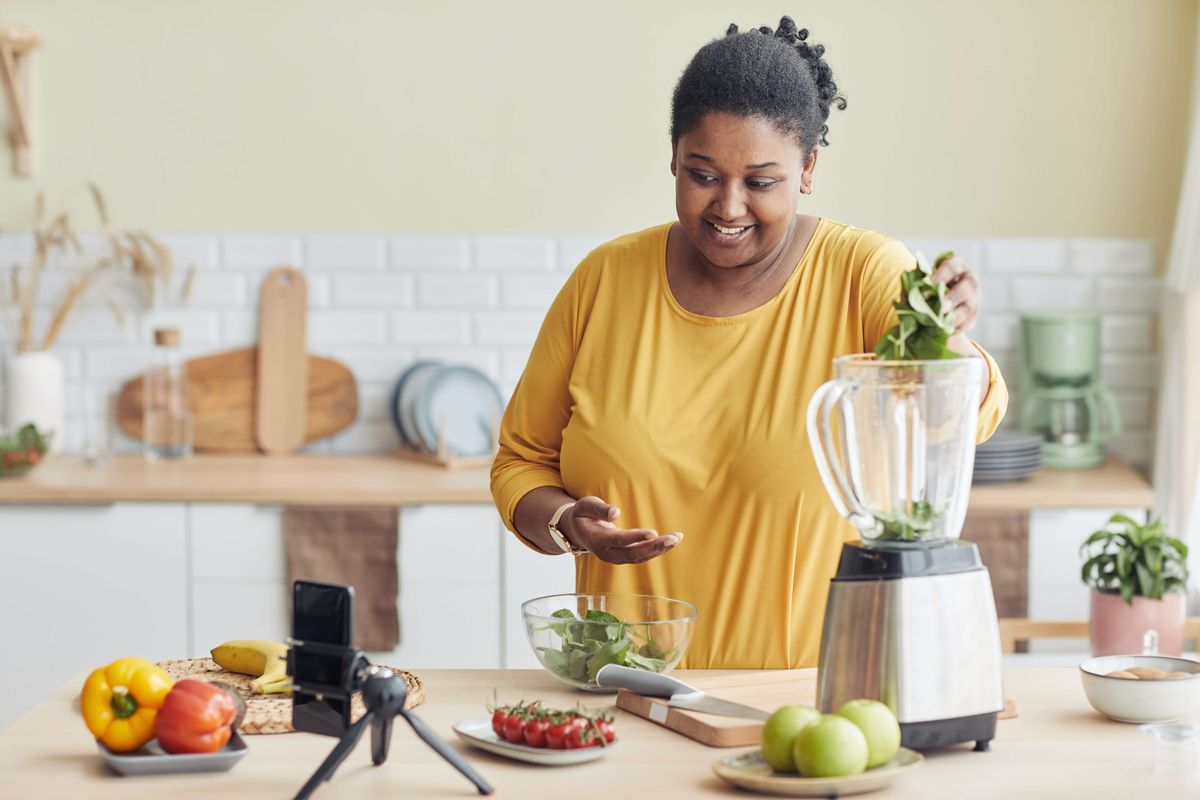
[{"xmin": 548, "ymin": 502, "xmax": 586, "ymax": 555}]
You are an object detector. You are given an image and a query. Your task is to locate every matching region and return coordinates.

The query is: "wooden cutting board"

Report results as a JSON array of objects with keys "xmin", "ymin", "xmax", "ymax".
[
  {"xmin": 615, "ymin": 670, "xmax": 1018, "ymax": 748},
  {"xmin": 117, "ymin": 348, "xmax": 358, "ymax": 452},
  {"xmin": 255, "ymin": 267, "xmax": 309, "ymax": 454}
]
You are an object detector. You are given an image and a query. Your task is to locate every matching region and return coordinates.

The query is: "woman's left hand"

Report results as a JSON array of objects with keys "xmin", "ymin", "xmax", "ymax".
[{"xmin": 930, "ymin": 254, "xmax": 981, "ymax": 334}]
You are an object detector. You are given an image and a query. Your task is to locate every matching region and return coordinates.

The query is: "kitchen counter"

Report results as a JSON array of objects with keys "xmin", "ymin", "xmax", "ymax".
[
  {"xmin": 0, "ymin": 452, "xmax": 1152, "ymax": 509},
  {"xmin": 1, "ymin": 667, "xmax": 1195, "ymax": 799}
]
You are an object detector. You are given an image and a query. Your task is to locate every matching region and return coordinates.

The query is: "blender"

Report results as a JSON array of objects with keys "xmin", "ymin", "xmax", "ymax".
[
  {"xmin": 807, "ymin": 354, "xmax": 1004, "ymax": 751},
  {"xmin": 1019, "ymin": 313, "xmax": 1122, "ymax": 469}
]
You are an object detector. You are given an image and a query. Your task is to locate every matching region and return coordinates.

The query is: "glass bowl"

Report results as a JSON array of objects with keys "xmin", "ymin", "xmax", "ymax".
[
  {"xmin": 0, "ymin": 424, "xmax": 50, "ymax": 479},
  {"xmin": 521, "ymin": 593, "xmax": 697, "ymax": 691}
]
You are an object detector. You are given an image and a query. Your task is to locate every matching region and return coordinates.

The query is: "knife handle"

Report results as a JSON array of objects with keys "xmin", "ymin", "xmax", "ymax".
[{"xmin": 594, "ymin": 664, "xmax": 699, "ymax": 698}]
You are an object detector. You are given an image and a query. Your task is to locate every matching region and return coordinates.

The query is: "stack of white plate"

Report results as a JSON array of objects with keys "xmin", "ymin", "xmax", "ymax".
[
  {"xmin": 972, "ymin": 431, "xmax": 1044, "ymax": 483},
  {"xmin": 390, "ymin": 361, "xmax": 504, "ymax": 459}
]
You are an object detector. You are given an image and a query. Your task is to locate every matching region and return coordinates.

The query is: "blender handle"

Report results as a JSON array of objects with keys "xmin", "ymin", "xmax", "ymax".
[{"xmin": 806, "ymin": 379, "xmax": 872, "ymax": 526}]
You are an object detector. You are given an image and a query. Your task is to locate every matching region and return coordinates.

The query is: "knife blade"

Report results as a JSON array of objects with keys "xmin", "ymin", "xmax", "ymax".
[{"xmin": 595, "ymin": 664, "xmax": 771, "ymax": 721}]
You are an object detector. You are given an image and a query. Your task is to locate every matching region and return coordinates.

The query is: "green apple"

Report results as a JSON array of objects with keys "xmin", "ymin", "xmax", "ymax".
[
  {"xmin": 792, "ymin": 714, "xmax": 869, "ymax": 778},
  {"xmin": 836, "ymin": 699, "xmax": 902, "ymax": 768},
  {"xmin": 760, "ymin": 704, "xmax": 822, "ymax": 772}
]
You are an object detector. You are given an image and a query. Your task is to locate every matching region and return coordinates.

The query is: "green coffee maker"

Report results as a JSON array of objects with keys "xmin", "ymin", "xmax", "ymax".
[{"xmin": 1019, "ymin": 313, "xmax": 1122, "ymax": 469}]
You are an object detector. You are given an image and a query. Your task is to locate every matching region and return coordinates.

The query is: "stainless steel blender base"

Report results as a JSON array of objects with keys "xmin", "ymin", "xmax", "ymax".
[{"xmin": 816, "ymin": 545, "xmax": 1005, "ymax": 750}]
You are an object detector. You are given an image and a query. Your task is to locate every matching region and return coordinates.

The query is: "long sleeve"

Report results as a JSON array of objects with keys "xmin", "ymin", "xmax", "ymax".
[{"xmin": 490, "ymin": 267, "xmax": 583, "ymax": 545}]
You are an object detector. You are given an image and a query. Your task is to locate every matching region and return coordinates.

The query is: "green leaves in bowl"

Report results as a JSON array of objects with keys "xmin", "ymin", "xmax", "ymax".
[
  {"xmin": 0, "ymin": 423, "xmax": 49, "ymax": 477},
  {"xmin": 537, "ymin": 609, "xmax": 678, "ymax": 685},
  {"xmin": 873, "ymin": 251, "xmax": 960, "ymax": 362}
]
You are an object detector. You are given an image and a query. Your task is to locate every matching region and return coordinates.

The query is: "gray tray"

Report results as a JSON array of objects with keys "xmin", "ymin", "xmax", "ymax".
[{"xmin": 98, "ymin": 733, "xmax": 248, "ymax": 776}]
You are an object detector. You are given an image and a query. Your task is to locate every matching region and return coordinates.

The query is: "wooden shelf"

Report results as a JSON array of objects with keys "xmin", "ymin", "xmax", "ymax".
[{"xmin": 968, "ymin": 454, "xmax": 1153, "ymax": 511}]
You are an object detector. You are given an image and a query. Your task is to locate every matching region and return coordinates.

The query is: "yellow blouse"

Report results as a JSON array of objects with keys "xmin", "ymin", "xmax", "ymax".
[{"xmin": 491, "ymin": 219, "xmax": 1008, "ymax": 668}]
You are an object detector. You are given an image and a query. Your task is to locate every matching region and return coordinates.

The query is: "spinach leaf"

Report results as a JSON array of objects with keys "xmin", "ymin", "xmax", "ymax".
[
  {"xmin": 538, "ymin": 607, "xmax": 675, "ymax": 683},
  {"xmin": 874, "ymin": 251, "xmax": 961, "ymax": 362}
]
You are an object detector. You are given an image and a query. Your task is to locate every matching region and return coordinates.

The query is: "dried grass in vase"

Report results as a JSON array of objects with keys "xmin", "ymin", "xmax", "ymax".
[{"xmin": 1, "ymin": 184, "xmax": 195, "ymax": 352}]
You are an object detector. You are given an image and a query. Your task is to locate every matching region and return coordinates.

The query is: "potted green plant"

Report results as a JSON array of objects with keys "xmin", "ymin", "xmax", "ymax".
[{"xmin": 1079, "ymin": 514, "xmax": 1189, "ymax": 656}]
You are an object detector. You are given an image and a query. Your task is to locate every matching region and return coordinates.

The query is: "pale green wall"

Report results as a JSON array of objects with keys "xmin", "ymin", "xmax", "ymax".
[{"xmin": 0, "ymin": 0, "xmax": 1195, "ymax": 259}]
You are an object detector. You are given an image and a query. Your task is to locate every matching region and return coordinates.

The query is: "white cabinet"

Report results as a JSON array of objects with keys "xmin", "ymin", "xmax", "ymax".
[
  {"xmin": 0, "ymin": 504, "xmax": 188, "ymax": 728},
  {"xmin": 502, "ymin": 531, "xmax": 577, "ymax": 668}
]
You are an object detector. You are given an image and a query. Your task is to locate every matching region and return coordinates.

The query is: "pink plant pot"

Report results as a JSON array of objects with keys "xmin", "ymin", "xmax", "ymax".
[{"xmin": 1089, "ymin": 590, "xmax": 1186, "ymax": 656}]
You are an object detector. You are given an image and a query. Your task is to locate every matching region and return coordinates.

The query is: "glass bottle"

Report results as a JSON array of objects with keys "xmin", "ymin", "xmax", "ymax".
[{"xmin": 143, "ymin": 327, "xmax": 193, "ymax": 460}]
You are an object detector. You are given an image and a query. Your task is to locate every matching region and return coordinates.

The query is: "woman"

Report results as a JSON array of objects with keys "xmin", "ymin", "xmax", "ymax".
[{"xmin": 491, "ymin": 17, "xmax": 1007, "ymax": 669}]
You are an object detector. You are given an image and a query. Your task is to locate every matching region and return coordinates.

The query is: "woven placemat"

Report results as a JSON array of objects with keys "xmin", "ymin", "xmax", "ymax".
[{"xmin": 158, "ymin": 658, "xmax": 425, "ymax": 735}]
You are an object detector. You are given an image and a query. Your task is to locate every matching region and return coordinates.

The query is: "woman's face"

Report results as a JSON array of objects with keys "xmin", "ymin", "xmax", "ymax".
[{"xmin": 671, "ymin": 112, "xmax": 816, "ymax": 270}]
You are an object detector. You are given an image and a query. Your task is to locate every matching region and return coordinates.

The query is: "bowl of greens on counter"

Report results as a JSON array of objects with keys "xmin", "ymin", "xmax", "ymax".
[
  {"xmin": 522, "ymin": 593, "xmax": 696, "ymax": 691},
  {"xmin": 0, "ymin": 423, "xmax": 50, "ymax": 478}
]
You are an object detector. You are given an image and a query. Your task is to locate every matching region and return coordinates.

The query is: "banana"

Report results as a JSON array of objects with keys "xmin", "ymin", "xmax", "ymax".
[{"xmin": 211, "ymin": 639, "xmax": 291, "ymax": 694}]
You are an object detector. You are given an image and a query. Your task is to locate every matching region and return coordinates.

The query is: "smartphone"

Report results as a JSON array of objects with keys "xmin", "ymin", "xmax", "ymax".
[{"xmin": 290, "ymin": 580, "xmax": 355, "ymax": 737}]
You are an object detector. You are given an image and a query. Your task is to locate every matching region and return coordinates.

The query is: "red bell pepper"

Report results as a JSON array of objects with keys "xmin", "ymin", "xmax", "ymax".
[{"xmin": 155, "ymin": 680, "xmax": 237, "ymax": 754}]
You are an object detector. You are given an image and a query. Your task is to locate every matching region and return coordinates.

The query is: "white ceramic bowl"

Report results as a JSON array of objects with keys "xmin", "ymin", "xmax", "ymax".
[{"xmin": 1079, "ymin": 654, "xmax": 1200, "ymax": 723}]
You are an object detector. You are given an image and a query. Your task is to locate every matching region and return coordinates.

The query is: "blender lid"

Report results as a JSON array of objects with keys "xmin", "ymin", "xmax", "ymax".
[{"xmin": 833, "ymin": 541, "xmax": 984, "ymax": 581}]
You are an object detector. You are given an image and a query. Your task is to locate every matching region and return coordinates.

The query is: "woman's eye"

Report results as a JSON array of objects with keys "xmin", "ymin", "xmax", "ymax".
[
  {"xmin": 688, "ymin": 170, "xmax": 716, "ymax": 184},
  {"xmin": 748, "ymin": 180, "xmax": 777, "ymax": 190}
]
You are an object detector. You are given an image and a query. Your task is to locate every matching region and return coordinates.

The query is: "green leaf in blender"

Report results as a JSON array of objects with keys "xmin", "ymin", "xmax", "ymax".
[{"xmin": 874, "ymin": 251, "xmax": 961, "ymax": 361}]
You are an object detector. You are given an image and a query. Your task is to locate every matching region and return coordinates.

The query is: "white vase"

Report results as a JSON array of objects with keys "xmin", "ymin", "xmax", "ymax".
[{"xmin": 4, "ymin": 351, "xmax": 65, "ymax": 453}]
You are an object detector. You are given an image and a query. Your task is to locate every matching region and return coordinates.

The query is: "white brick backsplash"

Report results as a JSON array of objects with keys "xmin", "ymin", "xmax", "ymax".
[
  {"xmin": 501, "ymin": 347, "xmax": 533, "ymax": 386},
  {"xmin": 501, "ymin": 274, "xmax": 565, "ymax": 310},
  {"xmin": 305, "ymin": 236, "xmax": 387, "ymax": 270},
  {"xmin": 899, "ymin": 239, "xmax": 983, "ymax": 272},
  {"xmin": 390, "ymin": 311, "xmax": 470, "ymax": 345},
  {"xmin": 55, "ymin": 309, "xmax": 137, "ymax": 344},
  {"xmin": 985, "ymin": 240, "xmax": 1067, "ymax": 273},
  {"xmin": 1009, "ymin": 276, "xmax": 1094, "ymax": 311},
  {"xmin": 333, "ymin": 274, "xmax": 414, "ymax": 308},
  {"xmin": 159, "ymin": 234, "xmax": 219, "ymax": 270},
  {"xmin": 414, "ymin": 347, "xmax": 500, "ymax": 380},
  {"xmin": 1114, "ymin": 390, "xmax": 1152, "ymax": 429},
  {"xmin": 977, "ymin": 273, "xmax": 1010, "ymax": 312},
  {"xmin": 244, "ymin": 272, "xmax": 330, "ymax": 308},
  {"xmin": 1069, "ymin": 240, "xmax": 1154, "ymax": 276},
  {"xmin": 21, "ymin": 232, "xmax": 1162, "ymax": 459},
  {"xmin": 140, "ymin": 309, "xmax": 221, "ymax": 346},
  {"xmin": 185, "ymin": 273, "xmax": 247, "ymax": 307},
  {"xmin": 1096, "ymin": 277, "xmax": 1163, "ymax": 313},
  {"xmin": 85, "ymin": 347, "xmax": 156, "ymax": 380},
  {"xmin": 222, "ymin": 311, "xmax": 257, "ymax": 345},
  {"xmin": 389, "ymin": 236, "xmax": 471, "ymax": 271},
  {"xmin": 558, "ymin": 235, "xmax": 611, "ymax": 271},
  {"xmin": 1101, "ymin": 354, "xmax": 1160, "ymax": 390},
  {"xmin": 221, "ymin": 236, "xmax": 302, "ymax": 270},
  {"xmin": 329, "ymin": 347, "xmax": 414, "ymax": 382},
  {"xmin": 417, "ymin": 275, "xmax": 497, "ymax": 308},
  {"xmin": 357, "ymin": 381, "xmax": 393, "ymax": 422},
  {"xmin": 309, "ymin": 311, "xmax": 387, "ymax": 345},
  {"xmin": 1101, "ymin": 315, "xmax": 1155, "ymax": 353},
  {"xmin": 476, "ymin": 236, "xmax": 555, "ymax": 271},
  {"xmin": 328, "ymin": 420, "xmax": 400, "ymax": 453},
  {"xmin": 473, "ymin": 312, "xmax": 543, "ymax": 346},
  {"xmin": 981, "ymin": 313, "xmax": 1018, "ymax": 352},
  {"xmin": 0, "ymin": 233, "xmax": 35, "ymax": 267},
  {"xmin": 1108, "ymin": 432, "xmax": 1153, "ymax": 471}
]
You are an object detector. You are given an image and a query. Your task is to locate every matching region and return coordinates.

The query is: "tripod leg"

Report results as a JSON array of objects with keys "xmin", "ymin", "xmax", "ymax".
[
  {"xmin": 400, "ymin": 710, "xmax": 494, "ymax": 795},
  {"xmin": 370, "ymin": 715, "xmax": 392, "ymax": 766},
  {"xmin": 294, "ymin": 712, "xmax": 373, "ymax": 800}
]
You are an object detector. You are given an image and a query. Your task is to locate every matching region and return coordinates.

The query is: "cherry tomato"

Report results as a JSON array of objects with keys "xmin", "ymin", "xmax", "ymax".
[
  {"xmin": 523, "ymin": 718, "xmax": 549, "ymax": 748},
  {"xmin": 25, "ymin": 450, "xmax": 40, "ymax": 465},
  {"xmin": 503, "ymin": 712, "xmax": 526, "ymax": 744},
  {"xmin": 565, "ymin": 725, "xmax": 598, "ymax": 749},
  {"xmin": 546, "ymin": 717, "xmax": 580, "ymax": 749},
  {"xmin": 596, "ymin": 719, "xmax": 616, "ymax": 744},
  {"xmin": 491, "ymin": 709, "xmax": 508, "ymax": 737}
]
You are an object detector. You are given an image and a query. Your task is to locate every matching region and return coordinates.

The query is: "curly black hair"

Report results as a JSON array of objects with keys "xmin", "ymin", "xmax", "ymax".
[{"xmin": 670, "ymin": 16, "xmax": 847, "ymax": 153}]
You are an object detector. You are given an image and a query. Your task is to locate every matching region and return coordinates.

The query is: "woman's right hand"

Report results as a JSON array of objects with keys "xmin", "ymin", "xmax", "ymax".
[{"xmin": 561, "ymin": 496, "xmax": 683, "ymax": 564}]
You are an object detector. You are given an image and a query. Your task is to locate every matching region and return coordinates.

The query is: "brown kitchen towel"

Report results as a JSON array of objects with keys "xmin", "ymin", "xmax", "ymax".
[
  {"xmin": 284, "ymin": 506, "xmax": 400, "ymax": 651},
  {"xmin": 963, "ymin": 509, "xmax": 1029, "ymax": 619}
]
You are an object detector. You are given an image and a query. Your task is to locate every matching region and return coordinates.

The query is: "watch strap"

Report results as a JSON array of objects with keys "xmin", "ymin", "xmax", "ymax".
[{"xmin": 548, "ymin": 501, "xmax": 584, "ymax": 554}]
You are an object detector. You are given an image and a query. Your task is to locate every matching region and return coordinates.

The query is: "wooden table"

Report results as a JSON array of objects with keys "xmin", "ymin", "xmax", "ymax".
[
  {"xmin": 0, "ymin": 452, "xmax": 1151, "ymax": 510},
  {"xmin": 2, "ymin": 668, "xmax": 1197, "ymax": 799}
]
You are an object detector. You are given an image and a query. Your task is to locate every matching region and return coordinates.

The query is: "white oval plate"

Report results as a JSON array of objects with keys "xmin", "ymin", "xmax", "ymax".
[
  {"xmin": 452, "ymin": 718, "xmax": 615, "ymax": 765},
  {"xmin": 712, "ymin": 748, "xmax": 923, "ymax": 797}
]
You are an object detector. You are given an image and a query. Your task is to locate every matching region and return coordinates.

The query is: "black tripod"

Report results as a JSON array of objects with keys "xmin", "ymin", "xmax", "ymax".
[{"xmin": 294, "ymin": 666, "xmax": 493, "ymax": 799}]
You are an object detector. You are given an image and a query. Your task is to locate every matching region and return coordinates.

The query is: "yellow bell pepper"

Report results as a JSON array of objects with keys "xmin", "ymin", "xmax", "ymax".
[{"xmin": 81, "ymin": 657, "xmax": 174, "ymax": 752}]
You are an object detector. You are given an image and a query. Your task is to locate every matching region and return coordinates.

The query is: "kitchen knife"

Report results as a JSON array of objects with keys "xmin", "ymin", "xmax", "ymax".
[{"xmin": 595, "ymin": 664, "xmax": 771, "ymax": 721}]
